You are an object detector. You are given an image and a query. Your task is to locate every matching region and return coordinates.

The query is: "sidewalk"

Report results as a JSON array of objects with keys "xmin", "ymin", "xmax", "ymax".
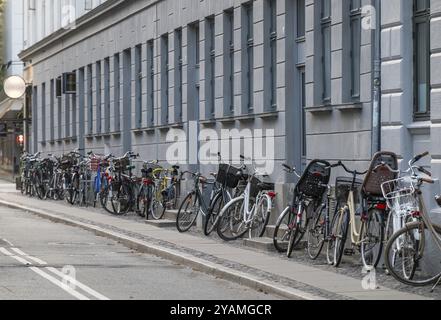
[{"xmin": 0, "ymin": 183, "xmax": 432, "ymax": 300}]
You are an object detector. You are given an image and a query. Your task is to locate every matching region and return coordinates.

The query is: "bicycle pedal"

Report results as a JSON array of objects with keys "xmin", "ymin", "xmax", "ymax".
[{"xmin": 344, "ymin": 248, "xmax": 355, "ymax": 256}]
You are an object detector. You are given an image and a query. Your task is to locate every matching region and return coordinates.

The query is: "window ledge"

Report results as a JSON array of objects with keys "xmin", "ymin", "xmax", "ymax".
[
  {"xmin": 236, "ymin": 113, "xmax": 256, "ymax": 122},
  {"xmin": 406, "ymin": 121, "xmax": 431, "ymax": 135},
  {"xmin": 218, "ymin": 115, "xmax": 236, "ymax": 123},
  {"xmin": 295, "ymin": 36, "xmax": 306, "ymax": 43},
  {"xmin": 259, "ymin": 111, "xmax": 279, "ymax": 120},
  {"xmin": 306, "ymin": 105, "xmax": 333, "ymax": 113},
  {"xmin": 200, "ymin": 118, "xmax": 217, "ymax": 126},
  {"xmin": 85, "ymin": 134, "xmax": 94, "ymax": 140},
  {"xmin": 335, "ymin": 102, "xmax": 362, "ymax": 111}
]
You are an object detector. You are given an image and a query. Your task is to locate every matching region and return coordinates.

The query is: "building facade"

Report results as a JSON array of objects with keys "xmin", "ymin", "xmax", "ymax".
[{"xmin": 18, "ymin": 0, "xmax": 441, "ymax": 216}]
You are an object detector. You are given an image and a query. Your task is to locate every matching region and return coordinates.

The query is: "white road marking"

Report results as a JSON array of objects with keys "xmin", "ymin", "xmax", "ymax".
[
  {"xmin": 2, "ymin": 239, "xmax": 14, "ymax": 246},
  {"xmin": 0, "ymin": 246, "xmax": 109, "ymax": 300},
  {"xmin": 46, "ymin": 267, "xmax": 110, "ymax": 300},
  {"xmin": 10, "ymin": 248, "xmax": 48, "ymax": 266},
  {"xmin": 0, "ymin": 247, "xmax": 89, "ymax": 300}
]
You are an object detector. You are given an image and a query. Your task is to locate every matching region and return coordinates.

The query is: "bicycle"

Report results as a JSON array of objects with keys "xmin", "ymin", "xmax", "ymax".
[
  {"xmin": 273, "ymin": 160, "xmax": 331, "ymax": 257},
  {"xmin": 383, "ymin": 152, "xmax": 441, "ymax": 288},
  {"xmin": 329, "ymin": 152, "xmax": 398, "ymax": 269},
  {"xmin": 109, "ymin": 152, "xmax": 140, "ymax": 215},
  {"xmin": 137, "ymin": 160, "xmax": 163, "ymax": 220},
  {"xmin": 216, "ymin": 156, "xmax": 276, "ymax": 241},
  {"xmin": 176, "ymin": 171, "xmax": 228, "ymax": 234}
]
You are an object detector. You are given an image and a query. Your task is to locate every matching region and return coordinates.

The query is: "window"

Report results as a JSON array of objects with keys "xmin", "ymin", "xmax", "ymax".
[
  {"xmin": 79, "ymin": 67, "xmax": 85, "ymax": 138},
  {"xmin": 224, "ymin": 9, "xmax": 234, "ymax": 116},
  {"xmin": 350, "ymin": 0, "xmax": 361, "ymax": 99},
  {"xmin": 161, "ymin": 34, "xmax": 169, "ymax": 125},
  {"xmin": 265, "ymin": 0, "xmax": 277, "ymax": 111},
  {"xmin": 297, "ymin": 0, "xmax": 305, "ymax": 38},
  {"xmin": 104, "ymin": 58, "xmax": 111, "ymax": 133},
  {"xmin": 114, "ymin": 53, "xmax": 121, "ymax": 132},
  {"xmin": 96, "ymin": 61, "xmax": 102, "ymax": 134},
  {"xmin": 414, "ymin": 0, "xmax": 431, "ymax": 119},
  {"xmin": 65, "ymin": 90, "xmax": 70, "ymax": 138},
  {"xmin": 71, "ymin": 71, "xmax": 77, "ymax": 138},
  {"xmin": 147, "ymin": 41, "xmax": 155, "ymax": 126},
  {"xmin": 189, "ymin": 22, "xmax": 201, "ymax": 122},
  {"xmin": 321, "ymin": 0, "xmax": 331, "ymax": 103},
  {"xmin": 243, "ymin": 3, "xmax": 254, "ymax": 113},
  {"xmin": 50, "ymin": 79, "xmax": 55, "ymax": 141},
  {"xmin": 175, "ymin": 29, "xmax": 183, "ymax": 123},
  {"xmin": 41, "ymin": 83, "xmax": 46, "ymax": 142},
  {"xmin": 300, "ymin": 69, "xmax": 306, "ymax": 157},
  {"xmin": 205, "ymin": 16, "xmax": 216, "ymax": 119},
  {"xmin": 87, "ymin": 64, "xmax": 93, "ymax": 134},
  {"xmin": 84, "ymin": 0, "xmax": 93, "ymax": 10},
  {"xmin": 32, "ymin": 86, "xmax": 38, "ymax": 151},
  {"xmin": 135, "ymin": 45, "xmax": 143, "ymax": 128},
  {"xmin": 57, "ymin": 88, "xmax": 62, "ymax": 139}
]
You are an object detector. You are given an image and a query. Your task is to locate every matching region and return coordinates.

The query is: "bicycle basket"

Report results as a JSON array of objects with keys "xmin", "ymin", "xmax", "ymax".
[
  {"xmin": 216, "ymin": 164, "xmax": 242, "ymax": 188},
  {"xmin": 142, "ymin": 163, "xmax": 163, "ymax": 178},
  {"xmin": 335, "ymin": 177, "xmax": 363, "ymax": 205},
  {"xmin": 362, "ymin": 151, "xmax": 398, "ymax": 197},
  {"xmin": 114, "ymin": 157, "xmax": 130, "ymax": 171},
  {"xmin": 296, "ymin": 160, "xmax": 331, "ymax": 199},
  {"xmin": 60, "ymin": 155, "xmax": 75, "ymax": 170},
  {"xmin": 381, "ymin": 177, "xmax": 418, "ymax": 217},
  {"xmin": 90, "ymin": 157, "xmax": 102, "ymax": 172}
]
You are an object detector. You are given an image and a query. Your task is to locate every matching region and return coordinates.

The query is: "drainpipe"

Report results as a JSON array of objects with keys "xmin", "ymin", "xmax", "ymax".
[{"xmin": 371, "ymin": 0, "xmax": 382, "ymax": 155}]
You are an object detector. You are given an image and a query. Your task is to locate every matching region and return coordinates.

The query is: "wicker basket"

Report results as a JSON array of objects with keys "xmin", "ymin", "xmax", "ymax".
[
  {"xmin": 296, "ymin": 160, "xmax": 331, "ymax": 200},
  {"xmin": 216, "ymin": 164, "xmax": 243, "ymax": 189}
]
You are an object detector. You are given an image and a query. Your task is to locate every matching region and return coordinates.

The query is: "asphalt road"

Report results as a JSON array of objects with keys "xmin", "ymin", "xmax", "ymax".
[{"xmin": 0, "ymin": 205, "xmax": 279, "ymax": 300}]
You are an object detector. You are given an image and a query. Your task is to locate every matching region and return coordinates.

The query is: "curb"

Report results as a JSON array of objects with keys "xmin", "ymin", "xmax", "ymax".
[{"xmin": 0, "ymin": 199, "xmax": 326, "ymax": 301}]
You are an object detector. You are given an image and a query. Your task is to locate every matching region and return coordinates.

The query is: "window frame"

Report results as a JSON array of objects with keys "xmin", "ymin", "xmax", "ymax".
[{"xmin": 413, "ymin": 0, "xmax": 431, "ymax": 120}]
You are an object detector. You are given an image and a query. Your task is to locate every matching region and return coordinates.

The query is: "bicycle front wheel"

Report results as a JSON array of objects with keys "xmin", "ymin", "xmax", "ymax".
[
  {"xmin": 331, "ymin": 207, "xmax": 350, "ymax": 267},
  {"xmin": 360, "ymin": 209, "xmax": 384, "ymax": 269},
  {"xmin": 216, "ymin": 197, "xmax": 247, "ymax": 241},
  {"xmin": 307, "ymin": 205, "xmax": 326, "ymax": 260},
  {"xmin": 385, "ymin": 221, "xmax": 441, "ymax": 286},
  {"xmin": 273, "ymin": 207, "xmax": 292, "ymax": 253},
  {"xmin": 249, "ymin": 195, "xmax": 271, "ymax": 239},
  {"xmin": 176, "ymin": 192, "xmax": 200, "ymax": 232},
  {"xmin": 203, "ymin": 192, "xmax": 224, "ymax": 236}
]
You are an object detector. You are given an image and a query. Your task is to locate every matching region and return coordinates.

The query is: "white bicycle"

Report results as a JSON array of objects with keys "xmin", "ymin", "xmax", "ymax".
[{"xmin": 216, "ymin": 156, "xmax": 276, "ymax": 241}]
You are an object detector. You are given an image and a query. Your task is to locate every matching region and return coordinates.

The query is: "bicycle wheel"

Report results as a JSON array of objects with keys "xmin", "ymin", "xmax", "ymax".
[
  {"xmin": 249, "ymin": 195, "xmax": 271, "ymax": 239},
  {"xmin": 176, "ymin": 192, "xmax": 200, "ymax": 232},
  {"xmin": 360, "ymin": 209, "xmax": 384, "ymax": 269},
  {"xmin": 273, "ymin": 207, "xmax": 292, "ymax": 253},
  {"xmin": 111, "ymin": 183, "xmax": 131, "ymax": 215},
  {"xmin": 385, "ymin": 221, "xmax": 441, "ymax": 286},
  {"xmin": 151, "ymin": 186, "xmax": 166, "ymax": 220},
  {"xmin": 216, "ymin": 197, "xmax": 247, "ymax": 241},
  {"xmin": 203, "ymin": 191, "xmax": 224, "ymax": 236},
  {"xmin": 307, "ymin": 205, "xmax": 326, "ymax": 260},
  {"xmin": 137, "ymin": 186, "xmax": 151, "ymax": 219},
  {"xmin": 332, "ymin": 207, "xmax": 350, "ymax": 267},
  {"xmin": 287, "ymin": 205, "xmax": 311, "ymax": 258}
]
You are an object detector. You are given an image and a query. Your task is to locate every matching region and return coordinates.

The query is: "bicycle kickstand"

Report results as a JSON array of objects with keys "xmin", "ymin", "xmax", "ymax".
[{"xmin": 431, "ymin": 275, "xmax": 441, "ymax": 293}]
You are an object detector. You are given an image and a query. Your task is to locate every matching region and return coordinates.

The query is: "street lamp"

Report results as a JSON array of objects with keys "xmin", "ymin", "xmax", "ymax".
[{"xmin": 3, "ymin": 75, "xmax": 27, "ymax": 99}]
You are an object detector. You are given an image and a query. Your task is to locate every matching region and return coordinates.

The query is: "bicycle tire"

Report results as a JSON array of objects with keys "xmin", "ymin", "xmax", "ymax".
[
  {"xmin": 203, "ymin": 191, "xmax": 224, "ymax": 236},
  {"xmin": 176, "ymin": 192, "xmax": 200, "ymax": 233},
  {"xmin": 360, "ymin": 209, "xmax": 384, "ymax": 269},
  {"xmin": 333, "ymin": 207, "xmax": 350, "ymax": 267},
  {"xmin": 385, "ymin": 221, "xmax": 441, "ymax": 286},
  {"xmin": 307, "ymin": 205, "xmax": 326, "ymax": 260},
  {"xmin": 287, "ymin": 206, "xmax": 311, "ymax": 258},
  {"xmin": 216, "ymin": 197, "xmax": 247, "ymax": 241},
  {"xmin": 249, "ymin": 195, "xmax": 271, "ymax": 239},
  {"xmin": 111, "ymin": 183, "xmax": 131, "ymax": 215},
  {"xmin": 273, "ymin": 207, "xmax": 292, "ymax": 253}
]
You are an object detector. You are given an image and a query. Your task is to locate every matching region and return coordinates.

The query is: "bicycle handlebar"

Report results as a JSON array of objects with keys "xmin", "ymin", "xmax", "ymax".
[
  {"xmin": 331, "ymin": 161, "xmax": 368, "ymax": 176},
  {"xmin": 411, "ymin": 151, "xmax": 430, "ymax": 165}
]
